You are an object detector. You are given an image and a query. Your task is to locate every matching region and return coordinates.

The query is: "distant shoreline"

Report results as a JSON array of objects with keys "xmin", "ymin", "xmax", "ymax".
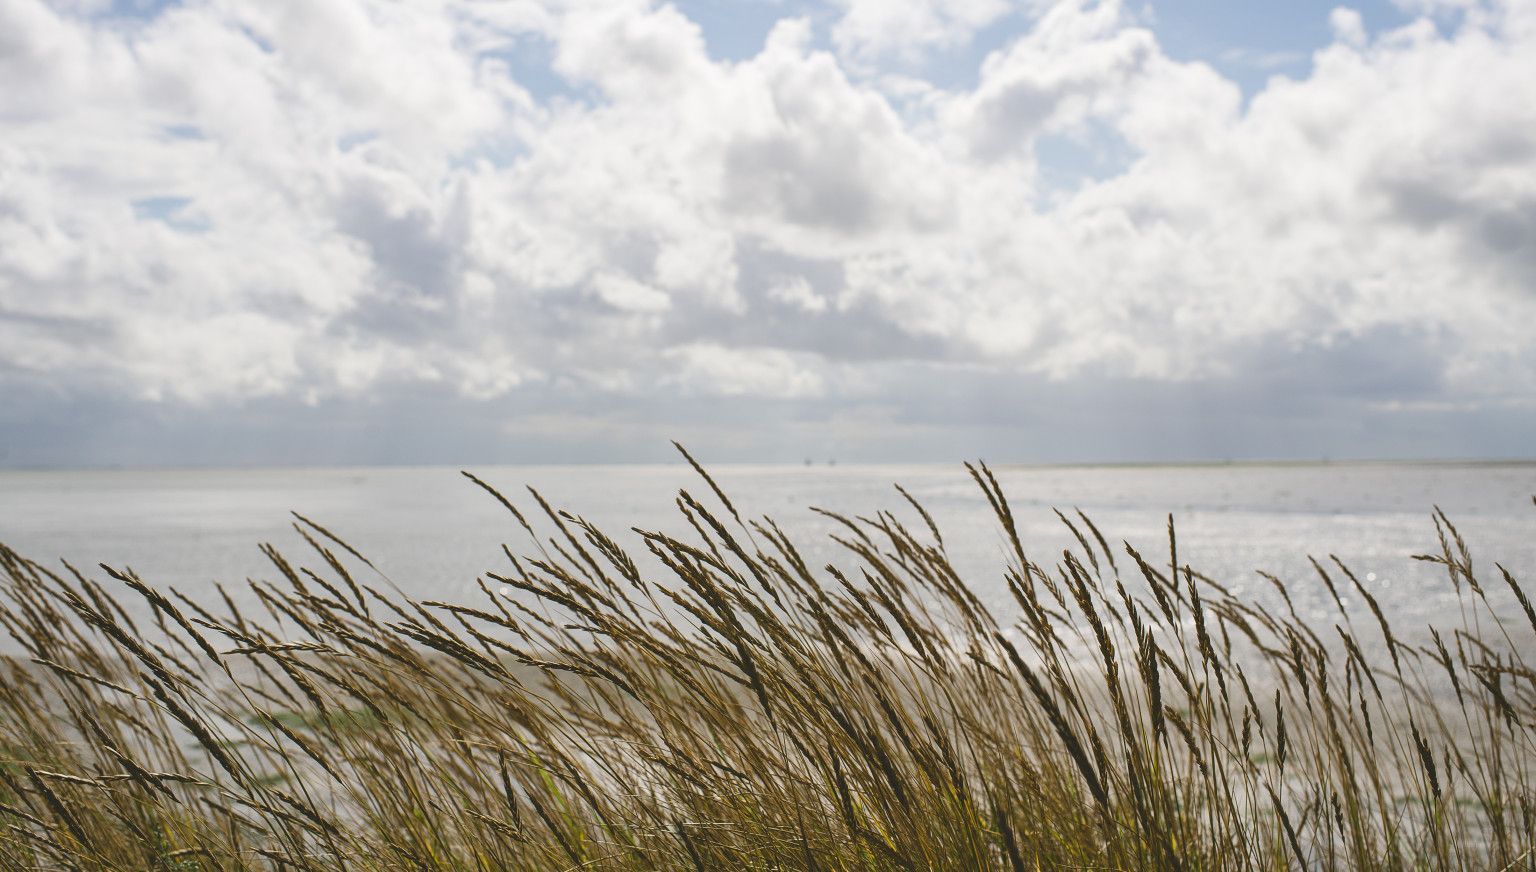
[{"xmin": 3, "ymin": 456, "xmax": 1535, "ymax": 475}]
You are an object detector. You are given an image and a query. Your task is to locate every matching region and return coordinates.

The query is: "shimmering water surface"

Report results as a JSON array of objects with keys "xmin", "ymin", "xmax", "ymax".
[{"xmin": 2, "ymin": 462, "xmax": 1533, "ymax": 635}]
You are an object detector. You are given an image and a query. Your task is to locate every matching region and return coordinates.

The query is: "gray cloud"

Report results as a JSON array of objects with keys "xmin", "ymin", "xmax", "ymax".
[
  {"xmin": 3, "ymin": 328, "xmax": 1528, "ymax": 469},
  {"xmin": 724, "ymin": 134, "xmax": 879, "ymax": 232}
]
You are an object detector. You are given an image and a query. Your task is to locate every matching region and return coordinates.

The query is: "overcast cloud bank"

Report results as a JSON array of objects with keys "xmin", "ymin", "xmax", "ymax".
[{"xmin": 2, "ymin": 0, "xmax": 1534, "ymax": 466}]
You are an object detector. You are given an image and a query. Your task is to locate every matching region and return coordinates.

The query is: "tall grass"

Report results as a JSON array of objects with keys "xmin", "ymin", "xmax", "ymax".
[{"xmin": 0, "ymin": 450, "xmax": 1532, "ymax": 870}]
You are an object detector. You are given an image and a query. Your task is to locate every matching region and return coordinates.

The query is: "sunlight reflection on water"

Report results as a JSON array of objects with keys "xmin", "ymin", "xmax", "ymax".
[{"xmin": 2, "ymin": 462, "xmax": 1532, "ymax": 641}]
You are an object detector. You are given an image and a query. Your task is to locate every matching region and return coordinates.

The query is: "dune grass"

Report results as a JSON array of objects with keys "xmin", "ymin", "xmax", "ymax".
[{"xmin": 0, "ymin": 451, "xmax": 1533, "ymax": 870}]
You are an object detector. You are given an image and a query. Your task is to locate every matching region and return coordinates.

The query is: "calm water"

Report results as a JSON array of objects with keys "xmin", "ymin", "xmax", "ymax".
[{"xmin": 2, "ymin": 462, "xmax": 1534, "ymax": 637}]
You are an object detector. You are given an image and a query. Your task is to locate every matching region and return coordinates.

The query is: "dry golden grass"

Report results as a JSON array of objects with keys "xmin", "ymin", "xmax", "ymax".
[{"xmin": 0, "ymin": 449, "xmax": 1532, "ymax": 870}]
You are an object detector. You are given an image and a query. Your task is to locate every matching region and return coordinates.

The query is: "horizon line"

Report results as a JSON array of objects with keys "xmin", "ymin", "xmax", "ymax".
[{"xmin": 4, "ymin": 455, "xmax": 1535, "ymax": 476}]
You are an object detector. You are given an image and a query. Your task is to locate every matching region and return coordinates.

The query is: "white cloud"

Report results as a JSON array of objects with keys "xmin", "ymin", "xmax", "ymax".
[
  {"xmin": 1330, "ymin": 7, "xmax": 1368, "ymax": 46},
  {"xmin": 592, "ymin": 271, "xmax": 672, "ymax": 313},
  {"xmin": 946, "ymin": 0, "xmax": 1158, "ymax": 160},
  {"xmin": 830, "ymin": 0, "xmax": 1013, "ymax": 68},
  {"xmin": 664, "ymin": 343, "xmax": 827, "ymax": 398},
  {"xmin": 2, "ymin": 0, "xmax": 1535, "ymax": 460},
  {"xmin": 767, "ymin": 276, "xmax": 829, "ymax": 313}
]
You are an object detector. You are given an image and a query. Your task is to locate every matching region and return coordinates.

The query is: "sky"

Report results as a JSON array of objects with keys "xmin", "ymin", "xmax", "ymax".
[{"xmin": 1, "ymin": 0, "xmax": 1534, "ymax": 467}]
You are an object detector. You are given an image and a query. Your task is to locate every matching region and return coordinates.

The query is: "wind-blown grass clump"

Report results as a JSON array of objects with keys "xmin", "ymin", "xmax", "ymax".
[{"xmin": 0, "ymin": 451, "xmax": 1533, "ymax": 870}]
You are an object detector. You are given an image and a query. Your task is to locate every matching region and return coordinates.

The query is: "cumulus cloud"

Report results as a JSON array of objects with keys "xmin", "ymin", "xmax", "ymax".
[
  {"xmin": 1330, "ymin": 7, "xmax": 1369, "ymax": 46},
  {"xmin": 830, "ymin": 0, "xmax": 1015, "ymax": 68},
  {"xmin": 1, "ymin": 0, "xmax": 1533, "ymax": 464}
]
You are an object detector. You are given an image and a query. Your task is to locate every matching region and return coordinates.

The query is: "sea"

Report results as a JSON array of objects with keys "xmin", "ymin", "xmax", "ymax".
[{"xmin": 2, "ymin": 462, "xmax": 1534, "ymax": 639}]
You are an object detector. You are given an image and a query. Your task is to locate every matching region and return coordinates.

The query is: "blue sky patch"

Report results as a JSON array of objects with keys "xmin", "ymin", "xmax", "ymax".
[{"xmin": 131, "ymin": 196, "xmax": 211, "ymax": 232}]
